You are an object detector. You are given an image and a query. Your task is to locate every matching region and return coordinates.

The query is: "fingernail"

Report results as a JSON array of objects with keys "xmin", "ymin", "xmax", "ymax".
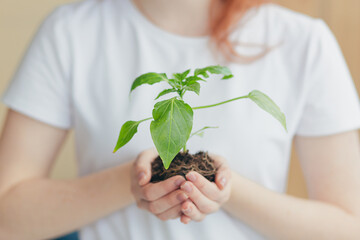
[
  {"xmin": 174, "ymin": 178, "xmax": 185, "ymax": 187},
  {"xmin": 183, "ymin": 206, "xmax": 192, "ymax": 214},
  {"xmin": 181, "ymin": 182, "xmax": 192, "ymax": 193},
  {"xmin": 138, "ymin": 172, "xmax": 145, "ymax": 183},
  {"xmin": 176, "ymin": 193, "xmax": 188, "ymax": 202},
  {"xmin": 220, "ymin": 177, "xmax": 227, "ymax": 188},
  {"xmin": 186, "ymin": 172, "xmax": 196, "ymax": 182}
]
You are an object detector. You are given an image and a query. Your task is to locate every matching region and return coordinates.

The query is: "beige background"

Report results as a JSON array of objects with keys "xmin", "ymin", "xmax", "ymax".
[{"xmin": 1, "ymin": 0, "xmax": 359, "ymax": 198}]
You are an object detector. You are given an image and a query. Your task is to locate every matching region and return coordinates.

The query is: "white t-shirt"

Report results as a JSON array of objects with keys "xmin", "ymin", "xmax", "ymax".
[{"xmin": 2, "ymin": 0, "xmax": 360, "ymax": 239}]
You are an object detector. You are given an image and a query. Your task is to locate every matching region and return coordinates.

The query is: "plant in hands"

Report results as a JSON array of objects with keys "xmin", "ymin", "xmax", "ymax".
[{"xmin": 115, "ymin": 65, "xmax": 287, "ymax": 223}]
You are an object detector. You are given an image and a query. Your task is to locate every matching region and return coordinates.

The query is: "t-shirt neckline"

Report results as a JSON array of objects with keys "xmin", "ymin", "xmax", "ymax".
[{"xmin": 124, "ymin": 0, "xmax": 210, "ymax": 45}]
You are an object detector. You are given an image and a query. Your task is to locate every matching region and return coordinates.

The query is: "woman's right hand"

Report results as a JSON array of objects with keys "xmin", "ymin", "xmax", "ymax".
[{"xmin": 131, "ymin": 149, "xmax": 189, "ymax": 221}]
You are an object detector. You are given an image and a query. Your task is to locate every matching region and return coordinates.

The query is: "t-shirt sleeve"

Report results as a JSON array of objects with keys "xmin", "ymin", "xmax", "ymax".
[
  {"xmin": 1, "ymin": 7, "xmax": 73, "ymax": 129},
  {"xmin": 295, "ymin": 20, "xmax": 360, "ymax": 136}
]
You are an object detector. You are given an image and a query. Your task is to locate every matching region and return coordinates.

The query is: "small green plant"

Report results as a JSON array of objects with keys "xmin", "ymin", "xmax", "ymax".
[{"xmin": 113, "ymin": 66, "xmax": 287, "ymax": 169}]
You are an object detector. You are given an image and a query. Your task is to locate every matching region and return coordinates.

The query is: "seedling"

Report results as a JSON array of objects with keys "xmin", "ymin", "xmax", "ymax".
[{"xmin": 113, "ymin": 65, "xmax": 287, "ymax": 169}]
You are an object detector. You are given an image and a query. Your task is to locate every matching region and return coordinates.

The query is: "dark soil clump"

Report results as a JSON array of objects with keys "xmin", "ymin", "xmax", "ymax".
[{"xmin": 150, "ymin": 151, "xmax": 216, "ymax": 183}]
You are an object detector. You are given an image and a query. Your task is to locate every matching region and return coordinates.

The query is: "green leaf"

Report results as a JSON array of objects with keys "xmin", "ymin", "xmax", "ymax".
[
  {"xmin": 190, "ymin": 126, "xmax": 219, "ymax": 138},
  {"xmin": 113, "ymin": 121, "xmax": 141, "ymax": 153},
  {"xmin": 180, "ymin": 69, "xmax": 191, "ymax": 80},
  {"xmin": 194, "ymin": 69, "xmax": 209, "ymax": 78},
  {"xmin": 155, "ymin": 88, "xmax": 177, "ymax": 100},
  {"xmin": 172, "ymin": 74, "xmax": 184, "ymax": 87},
  {"xmin": 248, "ymin": 90, "xmax": 287, "ymax": 131},
  {"xmin": 150, "ymin": 98, "xmax": 193, "ymax": 169},
  {"xmin": 194, "ymin": 65, "xmax": 233, "ymax": 79},
  {"xmin": 173, "ymin": 69, "xmax": 191, "ymax": 83},
  {"xmin": 168, "ymin": 78, "xmax": 181, "ymax": 89},
  {"xmin": 185, "ymin": 76, "xmax": 206, "ymax": 83},
  {"xmin": 184, "ymin": 82, "xmax": 200, "ymax": 95},
  {"xmin": 130, "ymin": 72, "xmax": 168, "ymax": 92},
  {"xmin": 222, "ymin": 74, "xmax": 234, "ymax": 79},
  {"xmin": 172, "ymin": 74, "xmax": 182, "ymax": 82},
  {"xmin": 170, "ymin": 75, "xmax": 183, "ymax": 88}
]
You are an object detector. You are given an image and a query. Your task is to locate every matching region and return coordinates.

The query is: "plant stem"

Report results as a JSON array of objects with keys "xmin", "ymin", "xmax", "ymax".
[
  {"xmin": 183, "ymin": 144, "xmax": 187, "ymax": 153},
  {"xmin": 177, "ymin": 89, "xmax": 183, "ymax": 100},
  {"xmin": 192, "ymin": 95, "xmax": 249, "ymax": 110},
  {"xmin": 138, "ymin": 117, "xmax": 153, "ymax": 123},
  {"xmin": 177, "ymin": 88, "xmax": 186, "ymax": 100},
  {"xmin": 189, "ymin": 126, "xmax": 219, "ymax": 138}
]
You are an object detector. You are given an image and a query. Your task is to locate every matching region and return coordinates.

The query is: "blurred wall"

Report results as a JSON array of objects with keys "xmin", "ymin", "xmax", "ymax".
[
  {"xmin": 0, "ymin": 0, "xmax": 77, "ymax": 179},
  {"xmin": 276, "ymin": 0, "xmax": 360, "ymax": 197},
  {"xmin": 1, "ymin": 0, "xmax": 359, "ymax": 197}
]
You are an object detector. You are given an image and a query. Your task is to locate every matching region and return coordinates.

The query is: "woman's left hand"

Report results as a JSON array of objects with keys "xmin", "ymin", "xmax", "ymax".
[{"xmin": 179, "ymin": 154, "xmax": 232, "ymax": 224}]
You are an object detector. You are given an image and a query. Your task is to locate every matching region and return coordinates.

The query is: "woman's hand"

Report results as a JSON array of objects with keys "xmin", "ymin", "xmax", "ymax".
[
  {"xmin": 179, "ymin": 154, "xmax": 232, "ymax": 224},
  {"xmin": 131, "ymin": 149, "xmax": 189, "ymax": 221}
]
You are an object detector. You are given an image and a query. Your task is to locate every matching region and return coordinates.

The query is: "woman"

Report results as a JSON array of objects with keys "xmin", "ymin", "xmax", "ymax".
[{"xmin": 0, "ymin": 0, "xmax": 359, "ymax": 239}]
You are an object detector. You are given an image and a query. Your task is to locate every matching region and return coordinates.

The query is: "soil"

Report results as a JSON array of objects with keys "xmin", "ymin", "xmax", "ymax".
[{"xmin": 150, "ymin": 151, "xmax": 216, "ymax": 183}]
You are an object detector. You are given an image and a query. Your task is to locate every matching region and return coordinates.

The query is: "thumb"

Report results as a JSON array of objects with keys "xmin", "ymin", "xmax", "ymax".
[
  {"xmin": 215, "ymin": 165, "xmax": 231, "ymax": 190},
  {"xmin": 209, "ymin": 153, "xmax": 230, "ymax": 190},
  {"xmin": 134, "ymin": 149, "xmax": 158, "ymax": 186}
]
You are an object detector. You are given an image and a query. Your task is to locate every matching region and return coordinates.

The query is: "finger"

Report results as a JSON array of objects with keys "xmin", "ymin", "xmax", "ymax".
[
  {"xmin": 140, "ymin": 175, "xmax": 186, "ymax": 201},
  {"xmin": 214, "ymin": 164, "xmax": 231, "ymax": 190},
  {"xmin": 134, "ymin": 149, "xmax": 158, "ymax": 186},
  {"xmin": 181, "ymin": 200, "xmax": 205, "ymax": 222},
  {"xmin": 186, "ymin": 171, "xmax": 220, "ymax": 201},
  {"xmin": 156, "ymin": 204, "xmax": 183, "ymax": 221},
  {"xmin": 180, "ymin": 214, "xmax": 191, "ymax": 224},
  {"xmin": 138, "ymin": 189, "xmax": 188, "ymax": 214},
  {"xmin": 180, "ymin": 181, "xmax": 218, "ymax": 214},
  {"xmin": 208, "ymin": 153, "xmax": 231, "ymax": 190}
]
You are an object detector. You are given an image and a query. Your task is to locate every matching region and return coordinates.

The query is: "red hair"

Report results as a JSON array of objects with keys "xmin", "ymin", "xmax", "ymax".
[{"xmin": 209, "ymin": 0, "xmax": 267, "ymax": 62}]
